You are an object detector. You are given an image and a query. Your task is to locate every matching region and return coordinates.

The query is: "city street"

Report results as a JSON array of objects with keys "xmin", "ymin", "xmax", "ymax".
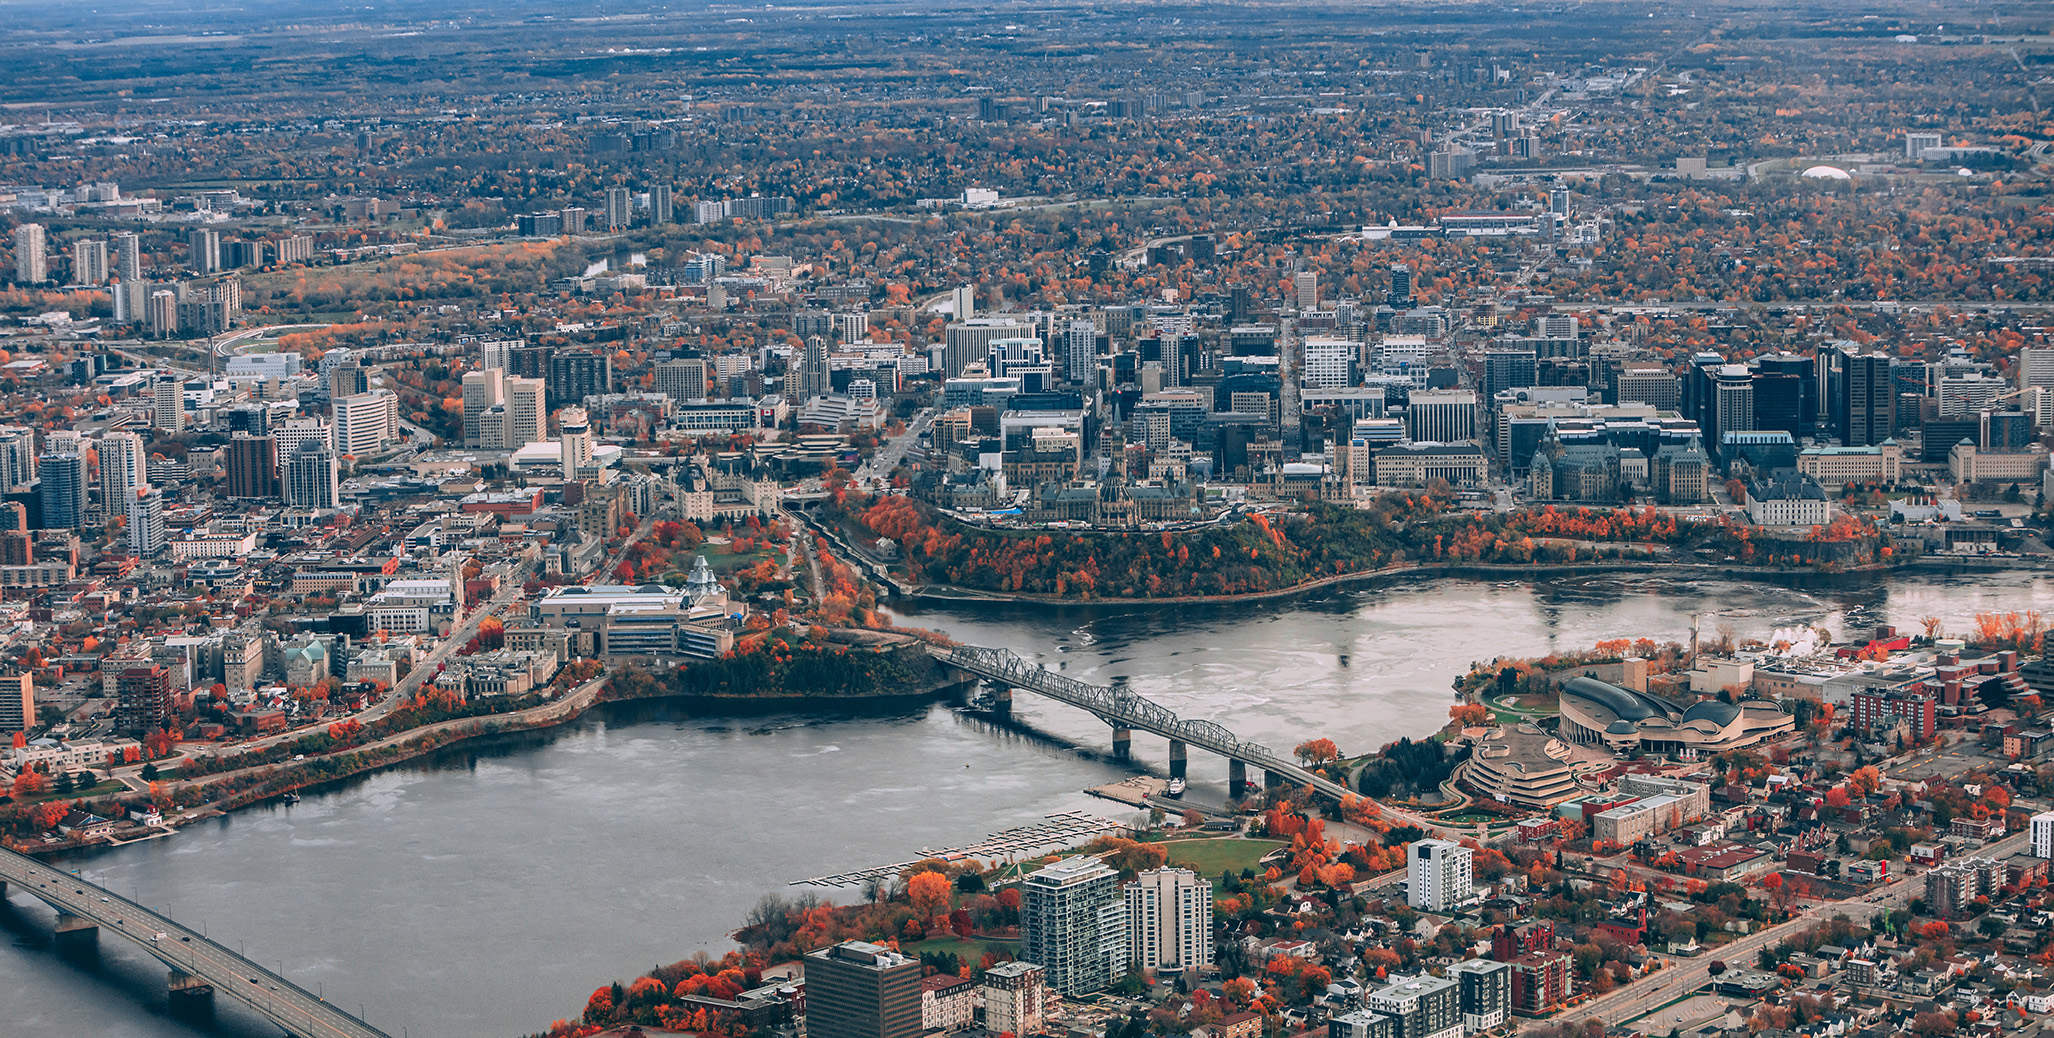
[
  {"xmin": 1547, "ymin": 829, "xmax": 2030, "ymax": 1032},
  {"xmin": 137, "ymin": 564, "xmax": 534, "ymax": 779},
  {"xmin": 858, "ymin": 407, "xmax": 934, "ymax": 483}
]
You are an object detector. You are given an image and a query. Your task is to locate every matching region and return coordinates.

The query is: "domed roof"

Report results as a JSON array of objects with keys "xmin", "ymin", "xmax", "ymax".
[
  {"xmin": 1606, "ymin": 720, "xmax": 1641, "ymax": 735},
  {"xmin": 1801, "ymin": 165, "xmax": 1852, "ymax": 180},
  {"xmin": 1681, "ymin": 700, "xmax": 1741, "ymax": 727},
  {"xmin": 1562, "ymin": 676, "xmax": 1666, "ymax": 721}
]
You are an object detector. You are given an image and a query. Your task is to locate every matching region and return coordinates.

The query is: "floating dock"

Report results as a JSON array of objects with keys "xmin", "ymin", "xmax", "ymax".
[{"xmin": 792, "ymin": 810, "xmax": 1129, "ymax": 888}]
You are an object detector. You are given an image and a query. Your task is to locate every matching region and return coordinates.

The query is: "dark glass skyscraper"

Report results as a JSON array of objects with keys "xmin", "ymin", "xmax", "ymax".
[
  {"xmin": 36, "ymin": 451, "xmax": 84, "ymax": 530},
  {"xmin": 1751, "ymin": 353, "xmax": 1814, "ymax": 436},
  {"xmin": 548, "ymin": 350, "xmax": 612, "ymax": 409},
  {"xmin": 1829, "ymin": 348, "xmax": 1895, "ymax": 447}
]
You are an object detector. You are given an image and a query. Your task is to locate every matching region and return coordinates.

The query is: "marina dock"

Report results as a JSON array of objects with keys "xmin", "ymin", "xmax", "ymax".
[{"xmin": 792, "ymin": 810, "xmax": 1129, "ymax": 888}]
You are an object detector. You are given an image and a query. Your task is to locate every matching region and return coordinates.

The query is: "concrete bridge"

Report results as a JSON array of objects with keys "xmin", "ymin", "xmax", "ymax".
[
  {"xmin": 0, "ymin": 846, "xmax": 393, "ymax": 1038},
  {"xmin": 931, "ymin": 645, "xmax": 1353, "ymax": 800}
]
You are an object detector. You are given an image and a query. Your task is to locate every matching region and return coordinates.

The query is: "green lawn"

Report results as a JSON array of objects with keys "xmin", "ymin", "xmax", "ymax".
[
  {"xmin": 899, "ymin": 935, "xmax": 1017, "ymax": 961},
  {"xmin": 696, "ymin": 541, "xmax": 784, "ymax": 575},
  {"xmin": 6, "ymin": 778, "xmax": 129, "ymax": 806},
  {"xmin": 1162, "ymin": 838, "xmax": 1287, "ymax": 885}
]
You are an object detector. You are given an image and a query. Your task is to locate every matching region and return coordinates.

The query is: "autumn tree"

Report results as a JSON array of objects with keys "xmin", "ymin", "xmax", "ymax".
[
  {"xmin": 1848, "ymin": 765, "xmax": 1883, "ymax": 796},
  {"xmin": 908, "ymin": 870, "xmax": 953, "ymax": 924},
  {"xmin": 11, "ymin": 770, "xmax": 49, "ymax": 798},
  {"xmin": 1293, "ymin": 738, "xmax": 1340, "ymax": 765}
]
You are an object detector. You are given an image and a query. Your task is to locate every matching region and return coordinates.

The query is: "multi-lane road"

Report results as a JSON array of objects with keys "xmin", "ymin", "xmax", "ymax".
[
  {"xmin": 0, "ymin": 847, "xmax": 393, "ymax": 1038},
  {"xmin": 856, "ymin": 408, "xmax": 934, "ymax": 483}
]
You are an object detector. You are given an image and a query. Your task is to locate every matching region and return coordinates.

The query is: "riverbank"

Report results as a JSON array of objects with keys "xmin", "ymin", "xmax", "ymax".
[
  {"xmin": 7, "ymin": 660, "xmax": 978, "ymax": 859},
  {"xmin": 19, "ymin": 571, "xmax": 2052, "ymax": 1038},
  {"xmin": 79, "ymin": 555, "xmax": 2019, "ymax": 854},
  {"xmin": 906, "ymin": 553, "xmax": 2053, "ymax": 607}
]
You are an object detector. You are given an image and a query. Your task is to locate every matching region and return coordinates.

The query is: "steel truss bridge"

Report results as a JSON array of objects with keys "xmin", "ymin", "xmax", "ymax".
[{"xmin": 932, "ymin": 645, "xmax": 1352, "ymax": 800}]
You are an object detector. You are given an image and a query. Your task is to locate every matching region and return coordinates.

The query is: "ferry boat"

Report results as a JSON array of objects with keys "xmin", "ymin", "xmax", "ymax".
[{"xmin": 1166, "ymin": 777, "xmax": 1187, "ymax": 798}]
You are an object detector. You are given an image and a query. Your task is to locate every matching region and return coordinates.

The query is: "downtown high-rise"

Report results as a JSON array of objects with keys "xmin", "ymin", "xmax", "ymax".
[
  {"xmin": 1125, "ymin": 867, "xmax": 1212, "ymax": 971},
  {"xmin": 1020, "ymin": 856, "xmax": 1128, "ymax": 996}
]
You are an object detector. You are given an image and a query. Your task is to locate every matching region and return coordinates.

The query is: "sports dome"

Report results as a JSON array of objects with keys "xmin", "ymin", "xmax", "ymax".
[{"xmin": 1800, "ymin": 165, "xmax": 1852, "ymax": 180}]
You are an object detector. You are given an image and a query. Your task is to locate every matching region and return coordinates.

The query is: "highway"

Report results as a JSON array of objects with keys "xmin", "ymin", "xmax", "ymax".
[
  {"xmin": 1542, "ymin": 829, "xmax": 2029, "ymax": 1032},
  {"xmin": 0, "ymin": 847, "xmax": 394, "ymax": 1038}
]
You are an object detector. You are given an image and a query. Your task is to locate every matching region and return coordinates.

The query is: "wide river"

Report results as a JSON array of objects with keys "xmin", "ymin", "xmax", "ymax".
[{"xmin": 6, "ymin": 571, "xmax": 2051, "ymax": 1037}]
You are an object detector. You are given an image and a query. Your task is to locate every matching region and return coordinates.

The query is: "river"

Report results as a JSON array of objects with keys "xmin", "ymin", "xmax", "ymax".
[{"xmin": 5, "ymin": 571, "xmax": 2050, "ymax": 1037}]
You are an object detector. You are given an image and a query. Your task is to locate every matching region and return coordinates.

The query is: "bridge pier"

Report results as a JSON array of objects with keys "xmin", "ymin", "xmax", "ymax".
[
  {"xmin": 992, "ymin": 686, "xmax": 1012, "ymax": 715},
  {"xmin": 1228, "ymin": 760, "xmax": 1247, "ymax": 796},
  {"xmin": 1168, "ymin": 740, "xmax": 1187, "ymax": 780},
  {"xmin": 169, "ymin": 968, "xmax": 215, "ymax": 1001},
  {"xmin": 1111, "ymin": 727, "xmax": 1132, "ymax": 761},
  {"xmin": 168, "ymin": 969, "xmax": 216, "ymax": 1025},
  {"xmin": 54, "ymin": 912, "xmax": 98, "ymax": 954}
]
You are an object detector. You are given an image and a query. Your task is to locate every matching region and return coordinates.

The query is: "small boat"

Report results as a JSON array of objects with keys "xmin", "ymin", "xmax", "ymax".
[
  {"xmin": 1166, "ymin": 778, "xmax": 1187, "ymax": 799},
  {"xmin": 281, "ymin": 792, "xmax": 302, "ymax": 805}
]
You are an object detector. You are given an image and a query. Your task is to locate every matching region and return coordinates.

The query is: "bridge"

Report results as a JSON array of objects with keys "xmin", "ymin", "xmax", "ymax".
[
  {"xmin": 0, "ymin": 846, "xmax": 393, "ymax": 1038},
  {"xmin": 931, "ymin": 645, "xmax": 1353, "ymax": 801}
]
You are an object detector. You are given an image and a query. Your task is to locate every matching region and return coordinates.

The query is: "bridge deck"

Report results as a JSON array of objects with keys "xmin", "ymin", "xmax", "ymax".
[
  {"xmin": 933, "ymin": 645, "xmax": 1352, "ymax": 800},
  {"xmin": 0, "ymin": 846, "xmax": 393, "ymax": 1038}
]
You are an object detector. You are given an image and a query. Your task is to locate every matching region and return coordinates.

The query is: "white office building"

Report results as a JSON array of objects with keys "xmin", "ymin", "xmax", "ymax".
[
  {"xmin": 12, "ymin": 223, "xmax": 46, "ymax": 283},
  {"xmin": 128, "ymin": 486, "xmax": 167, "ymax": 556},
  {"xmin": 1064, "ymin": 320, "xmax": 1098, "ymax": 384},
  {"xmin": 1407, "ymin": 839, "xmax": 1473, "ymax": 912},
  {"xmin": 1301, "ymin": 338, "xmax": 1360, "ymax": 389},
  {"xmin": 462, "ymin": 368, "xmax": 505, "ymax": 447},
  {"xmin": 1294, "ymin": 271, "xmax": 1319, "ymax": 310},
  {"xmin": 333, "ymin": 390, "xmax": 400, "ymax": 457},
  {"xmin": 72, "ymin": 239, "xmax": 108, "ymax": 284},
  {"xmin": 1404, "ymin": 391, "xmax": 1477, "ymax": 444},
  {"xmin": 99, "ymin": 431, "xmax": 145, "ymax": 509},
  {"xmin": 274, "ymin": 416, "xmax": 332, "ymax": 457},
  {"xmin": 656, "ymin": 359, "xmax": 708, "ymax": 402},
  {"xmin": 2032, "ymin": 811, "xmax": 2054, "ymax": 860},
  {"xmin": 505, "ymin": 377, "xmax": 547, "ymax": 447},
  {"xmin": 153, "ymin": 374, "xmax": 187, "ymax": 433},
  {"xmin": 1125, "ymin": 868, "xmax": 1213, "ymax": 971},
  {"xmin": 559, "ymin": 405, "xmax": 594, "ymax": 474}
]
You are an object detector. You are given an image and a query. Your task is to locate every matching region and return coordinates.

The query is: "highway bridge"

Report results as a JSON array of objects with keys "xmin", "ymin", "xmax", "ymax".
[
  {"xmin": 0, "ymin": 846, "xmax": 393, "ymax": 1038},
  {"xmin": 932, "ymin": 645, "xmax": 1352, "ymax": 800}
]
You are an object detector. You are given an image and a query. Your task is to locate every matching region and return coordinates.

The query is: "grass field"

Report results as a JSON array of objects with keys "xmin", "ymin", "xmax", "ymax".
[
  {"xmin": 899, "ymin": 935, "xmax": 1017, "ymax": 962},
  {"xmin": 698, "ymin": 540, "xmax": 784, "ymax": 575},
  {"xmin": 8, "ymin": 778, "xmax": 128, "ymax": 806},
  {"xmin": 1162, "ymin": 838, "xmax": 1286, "ymax": 885}
]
